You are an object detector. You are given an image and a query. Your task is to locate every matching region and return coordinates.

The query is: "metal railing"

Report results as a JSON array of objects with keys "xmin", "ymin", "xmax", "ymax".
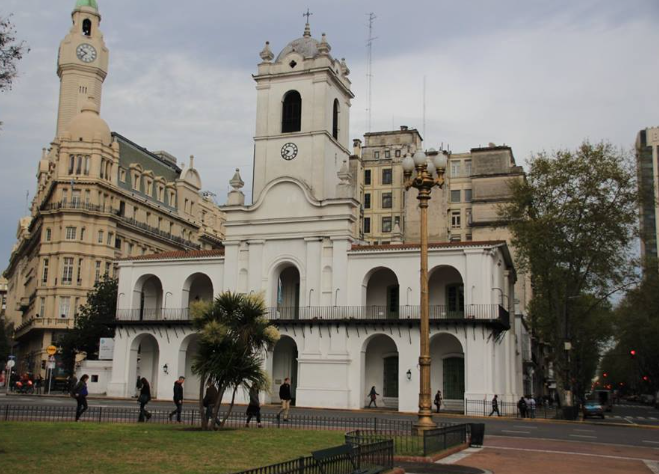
[
  {"xmin": 116, "ymin": 304, "xmax": 509, "ymax": 325},
  {"xmin": 230, "ymin": 440, "xmax": 393, "ymax": 474},
  {"xmin": 464, "ymin": 399, "xmax": 562, "ymax": 419}
]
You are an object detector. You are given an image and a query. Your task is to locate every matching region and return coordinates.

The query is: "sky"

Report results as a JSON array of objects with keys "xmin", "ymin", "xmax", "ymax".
[{"xmin": 0, "ymin": 0, "xmax": 658, "ymax": 268}]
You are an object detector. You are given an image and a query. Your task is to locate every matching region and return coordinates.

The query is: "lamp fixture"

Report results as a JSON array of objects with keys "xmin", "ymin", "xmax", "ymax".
[
  {"xmin": 406, "ymin": 369, "xmax": 412, "ymax": 381},
  {"xmin": 163, "ymin": 363, "xmax": 169, "ymax": 374}
]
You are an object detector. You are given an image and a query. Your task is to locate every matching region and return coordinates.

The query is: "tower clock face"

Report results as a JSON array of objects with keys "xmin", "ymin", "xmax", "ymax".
[
  {"xmin": 281, "ymin": 143, "xmax": 298, "ymax": 161},
  {"xmin": 76, "ymin": 43, "xmax": 97, "ymax": 63}
]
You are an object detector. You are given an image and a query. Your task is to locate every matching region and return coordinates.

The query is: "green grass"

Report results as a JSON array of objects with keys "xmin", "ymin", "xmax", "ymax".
[{"xmin": 0, "ymin": 422, "xmax": 345, "ymax": 474}]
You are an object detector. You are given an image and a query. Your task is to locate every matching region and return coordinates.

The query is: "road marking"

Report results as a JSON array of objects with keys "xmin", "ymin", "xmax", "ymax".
[
  {"xmin": 643, "ymin": 441, "xmax": 659, "ymax": 445},
  {"xmin": 486, "ymin": 446, "xmax": 657, "ymax": 463},
  {"xmin": 573, "ymin": 429, "xmax": 595, "ymax": 433},
  {"xmin": 569, "ymin": 434, "xmax": 597, "ymax": 439},
  {"xmin": 650, "ymin": 417, "xmax": 657, "ymax": 421},
  {"xmin": 436, "ymin": 447, "xmax": 482, "ymax": 465},
  {"xmin": 645, "ymin": 461, "xmax": 659, "ymax": 474},
  {"xmin": 513, "ymin": 425, "xmax": 537, "ymax": 429},
  {"xmin": 623, "ymin": 417, "xmax": 637, "ymax": 425},
  {"xmin": 638, "ymin": 417, "xmax": 646, "ymax": 420},
  {"xmin": 501, "ymin": 429, "xmax": 531, "ymax": 434}
]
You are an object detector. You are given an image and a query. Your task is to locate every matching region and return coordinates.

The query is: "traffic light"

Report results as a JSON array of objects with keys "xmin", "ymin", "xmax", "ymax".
[
  {"xmin": 643, "ymin": 375, "xmax": 649, "ymax": 382},
  {"xmin": 630, "ymin": 350, "xmax": 636, "ymax": 358},
  {"xmin": 603, "ymin": 372, "xmax": 608, "ymax": 378}
]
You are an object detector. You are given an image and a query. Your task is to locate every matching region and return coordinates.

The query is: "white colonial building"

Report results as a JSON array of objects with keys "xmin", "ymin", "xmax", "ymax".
[{"xmin": 107, "ymin": 20, "xmax": 524, "ymax": 412}]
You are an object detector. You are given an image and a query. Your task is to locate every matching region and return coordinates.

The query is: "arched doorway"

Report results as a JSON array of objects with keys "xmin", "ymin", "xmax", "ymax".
[
  {"xmin": 133, "ymin": 275, "xmax": 163, "ymax": 320},
  {"xmin": 179, "ymin": 334, "xmax": 201, "ymax": 399},
  {"xmin": 128, "ymin": 334, "xmax": 160, "ymax": 397},
  {"xmin": 275, "ymin": 266, "xmax": 300, "ymax": 320},
  {"xmin": 362, "ymin": 334, "xmax": 399, "ymax": 409},
  {"xmin": 430, "ymin": 333, "xmax": 465, "ymax": 410},
  {"xmin": 271, "ymin": 336, "xmax": 298, "ymax": 403},
  {"xmin": 364, "ymin": 268, "xmax": 399, "ymax": 319},
  {"xmin": 429, "ymin": 266, "xmax": 464, "ymax": 319},
  {"xmin": 182, "ymin": 273, "xmax": 214, "ymax": 318}
]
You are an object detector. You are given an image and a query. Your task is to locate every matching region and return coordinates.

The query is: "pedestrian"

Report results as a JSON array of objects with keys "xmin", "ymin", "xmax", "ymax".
[
  {"xmin": 367, "ymin": 386, "xmax": 380, "ymax": 408},
  {"xmin": 73, "ymin": 374, "xmax": 89, "ymax": 422},
  {"xmin": 434, "ymin": 390, "xmax": 442, "ymax": 413},
  {"xmin": 276, "ymin": 377, "xmax": 292, "ymax": 422},
  {"xmin": 168, "ymin": 376, "xmax": 185, "ymax": 422},
  {"xmin": 203, "ymin": 379, "xmax": 219, "ymax": 427},
  {"xmin": 517, "ymin": 396, "xmax": 527, "ymax": 418},
  {"xmin": 137, "ymin": 377, "xmax": 152, "ymax": 422},
  {"xmin": 489, "ymin": 395, "xmax": 501, "ymax": 416},
  {"xmin": 245, "ymin": 385, "xmax": 262, "ymax": 428},
  {"xmin": 528, "ymin": 396, "xmax": 536, "ymax": 419},
  {"xmin": 35, "ymin": 374, "xmax": 43, "ymax": 395}
]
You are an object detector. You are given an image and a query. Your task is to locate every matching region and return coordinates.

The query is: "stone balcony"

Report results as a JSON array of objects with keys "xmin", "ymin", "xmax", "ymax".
[{"xmin": 13, "ymin": 317, "xmax": 74, "ymax": 339}]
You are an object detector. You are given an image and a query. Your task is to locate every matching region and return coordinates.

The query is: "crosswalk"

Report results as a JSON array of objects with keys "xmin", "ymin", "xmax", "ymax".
[
  {"xmin": 613, "ymin": 404, "xmax": 655, "ymax": 409},
  {"xmin": 607, "ymin": 415, "xmax": 658, "ymax": 421}
]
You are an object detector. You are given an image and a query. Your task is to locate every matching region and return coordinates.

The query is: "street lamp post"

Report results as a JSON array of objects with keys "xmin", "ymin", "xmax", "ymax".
[{"xmin": 403, "ymin": 149, "xmax": 448, "ymax": 431}]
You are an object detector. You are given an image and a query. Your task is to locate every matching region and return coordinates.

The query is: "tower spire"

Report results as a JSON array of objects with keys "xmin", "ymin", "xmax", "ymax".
[{"xmin": 303, "ymin": 8, "xmax": 312, "ymax": 37}]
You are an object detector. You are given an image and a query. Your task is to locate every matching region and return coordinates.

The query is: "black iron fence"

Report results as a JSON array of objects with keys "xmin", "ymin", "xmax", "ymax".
[
  {"xmin": 464, "ymin": 399, "xmax": 562, "ymax": 419},
  {"xmin": 229, "ymin": 440, "xmax": 393, "ymax": 474}
]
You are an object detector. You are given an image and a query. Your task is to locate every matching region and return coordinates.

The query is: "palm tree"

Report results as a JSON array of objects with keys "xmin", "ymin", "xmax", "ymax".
[{"xmin": 191, "ymin": 292, "xmax": 279, "ymax": 430}]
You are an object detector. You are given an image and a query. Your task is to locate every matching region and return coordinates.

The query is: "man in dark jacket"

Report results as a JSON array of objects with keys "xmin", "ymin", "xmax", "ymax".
[
  {"xmin": 276, "ymin": 377, "xmax": 292, "ymax": 422},
  {"xmin": 168, "ymin": 376, "xmax": 185, "ymax": 422},
  {"xmin": 203, "ymin": 380, "xmax": 219, "ymax": 426}
]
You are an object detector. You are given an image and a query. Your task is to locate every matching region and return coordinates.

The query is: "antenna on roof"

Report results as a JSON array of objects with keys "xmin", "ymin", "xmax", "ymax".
[{"xmin": 366, "ymin": 12, "xmax": 377, "ymax": 133}]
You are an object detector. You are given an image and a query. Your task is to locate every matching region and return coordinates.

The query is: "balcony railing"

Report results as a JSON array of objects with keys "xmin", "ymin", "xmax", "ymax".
[
  {"xmin": 13, "ymin": 317, "xmax": 75, "ymax": 338},
  {"xmin": 116, "ymin": 304, "xmax": 509, "ymax": 326}
]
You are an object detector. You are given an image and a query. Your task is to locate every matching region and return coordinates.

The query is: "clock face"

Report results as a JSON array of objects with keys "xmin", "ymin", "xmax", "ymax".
[
  {"xmin": 76, "ymin": 43, "xmax": 97, "ymax": 63},
  {"xmin": 281, "ymin": 143, "xmax": 298, "ymax": 161}
]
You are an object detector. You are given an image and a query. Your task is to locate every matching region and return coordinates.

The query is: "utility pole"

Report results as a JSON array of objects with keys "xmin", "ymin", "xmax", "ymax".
[{"xmin": 366, "ymin": 13, "xmax": 377, "ymax": 132}]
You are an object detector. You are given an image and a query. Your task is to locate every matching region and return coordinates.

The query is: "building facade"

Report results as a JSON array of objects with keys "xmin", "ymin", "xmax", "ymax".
[
  {"xmin": 636, "ymin": 127, "xmax": 659, "ymax": 263},
  {"xmin": 3, "ymin": 0, "xmax": 224, "ymax": 376},
  {"xmin": 106, "ymin": 18, "xmax": 524, "ymax": 411}
]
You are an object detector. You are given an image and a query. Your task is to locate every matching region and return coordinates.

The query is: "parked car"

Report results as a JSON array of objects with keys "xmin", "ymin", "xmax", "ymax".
[
  {"xmin": 582, "ymin": 401, "xmax": 605, "ymax": 419},
  {"xmin": 641, "ymin": 394, "xmax": 656, "ymax": 405}
]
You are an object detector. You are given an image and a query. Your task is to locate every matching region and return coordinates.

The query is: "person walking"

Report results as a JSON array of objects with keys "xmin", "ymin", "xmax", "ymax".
[
  {"xmin": 528, "ymin": 396, "xmax": 536, "ymax": 419},
  {"xmin": 276, "ymin": 377, "xmax": 292, "ymax": 422},
  {"xmin": 35, "ymin": 374, "xmax": 43, "ymax": 395},
  {"xmin": 434, "ymin": 390, "xmax": 443, "ymax": 413},
  {"xmin": 245, "ymin": 385, "xmax": 262, "ymax": 428},
  {"xmin": 168, "ymin": 376, "xmax": 185, "ymax": 422},
  {"xmin": 489, "ymin": 394, "xmax": 501, "ymax": 417},
  {"xmin": 367, "ymin": 386, "xmax": 380, "ymax": 408},
  {"xmin": 517, "ymin": 396, "xmax": 527, "ymax": 418},
  {"xmin": 203, "ymin": 380, "xmax": 219, "ymax": 427},
  {"xmin": 73, "ymin": 374, "xmax": 89, "ymax": 422},
  {"xmin": 137, "ymin": 377, "xmax": 152, "ymax": 422}
]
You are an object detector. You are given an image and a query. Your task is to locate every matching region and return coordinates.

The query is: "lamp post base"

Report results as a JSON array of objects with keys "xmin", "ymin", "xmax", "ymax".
[{"xmin": 414, "ymin": 413, "xmax": 437, "ymax": 434}]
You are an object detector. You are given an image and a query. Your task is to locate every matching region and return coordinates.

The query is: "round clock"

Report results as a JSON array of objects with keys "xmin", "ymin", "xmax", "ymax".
[
  {"xmin": 76, "ymin": 43, "xmax": 97, "ymax": 63},
  {"xmin": 281, "ymin": 143, "xmax": 298, "ymax": 161}
]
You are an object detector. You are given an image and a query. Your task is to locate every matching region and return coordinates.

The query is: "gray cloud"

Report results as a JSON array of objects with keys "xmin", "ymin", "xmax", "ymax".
[{"xmin": 1, "ymin": 0, "xmax": 658, "ymax": 267}]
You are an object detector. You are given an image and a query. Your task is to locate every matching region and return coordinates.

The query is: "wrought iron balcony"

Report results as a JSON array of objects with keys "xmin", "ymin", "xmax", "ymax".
[{"xmin": 115, "ymin": 304, "xmax": 509, "ymax": 328}]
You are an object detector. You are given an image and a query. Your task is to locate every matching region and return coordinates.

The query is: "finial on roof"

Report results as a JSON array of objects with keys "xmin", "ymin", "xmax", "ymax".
[
  {"xmin": 340, "ymin": 58, "xmax": 350, "ymax": 76},
  {"xmin": 260, "ymin": 41, "xmax": 274, "ymax": 62},
  {"xmin": 189, "ymin": 155, "xmax": 195, "ymax": 169},
  {"xmin": 318, "ymin": 33, "xmax": 331, "ymax": 55},
  {"xmin": 230, "ymin": 168, "xmax": 244, "ymax": 190},
  {"xmin": 302, "ymin": 8, "xmax": 313, "ymax": 37}
]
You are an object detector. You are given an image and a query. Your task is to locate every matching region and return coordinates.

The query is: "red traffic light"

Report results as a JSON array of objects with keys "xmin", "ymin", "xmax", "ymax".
[
  {"xmin": 643, "ymin": 376, "xmax": 649, "ymax": 381},
  {"xmin": 630, "ymin": 350, "xmax": 636, "ymax": 357},
  {"xmin": 603, "ymin": 372, "xmax": 608, "ymax": 378}
]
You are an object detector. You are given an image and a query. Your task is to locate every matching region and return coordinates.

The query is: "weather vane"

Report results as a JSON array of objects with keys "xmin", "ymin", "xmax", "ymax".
[{"xmin": 303, "ymin": 8, "xmax": 313, "ymax": 24}]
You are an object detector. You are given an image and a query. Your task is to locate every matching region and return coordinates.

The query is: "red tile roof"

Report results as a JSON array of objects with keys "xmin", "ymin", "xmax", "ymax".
[
  {"xmin": 350, "ymin": 241, "xmax": 506, "ymax": 252},
  {"xmin": 123, "ymin": 249, "xmax": 225, "ymax": 262}
]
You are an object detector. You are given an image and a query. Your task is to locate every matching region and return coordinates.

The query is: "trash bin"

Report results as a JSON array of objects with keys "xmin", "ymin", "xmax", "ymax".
[{"xmin": 469, "ymin": 423, "xmax": 485, "ymax": 447}]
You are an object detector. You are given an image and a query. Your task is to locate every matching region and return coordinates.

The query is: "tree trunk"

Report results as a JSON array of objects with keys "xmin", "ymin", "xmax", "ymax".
[
  {"xmin": 199, "ymin": 374, "xmax": 208, "ymax": 430},
  {"xmin": 211, "ymin": 385, "xmax": 226, "ymax": 431},
  {"xmin": 220, "ymin": 386, "xmax": 238, "ymax": 427}
]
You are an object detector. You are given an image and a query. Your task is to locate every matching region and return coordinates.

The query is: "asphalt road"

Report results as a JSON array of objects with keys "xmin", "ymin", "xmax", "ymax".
[{"xmin": 2, "ymin": 393, "xmax": 658, "ymax": 448}]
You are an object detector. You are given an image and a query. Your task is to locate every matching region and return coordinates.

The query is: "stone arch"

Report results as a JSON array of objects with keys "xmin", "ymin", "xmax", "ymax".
[
  {"xmin": 270, "ymin": 336, "xmax": 299, "ymax": 403},
  {"xmin": 282, "ymin": 90, "xmax": 302, "ymax": 133},
  {"xmin": 132, "ymin": 274, "xmax": 163, "ymax": 320},
  {"xmin": 128, "ymin": 333, "xmax": 160, "ymax": 397},
  {"xmin": 269, "ymin": 259, "xmax": 304, "ymax": 319},
  {"xmin": 361, "ymin": 333, "xmax": 399, "ymax": 409},
  {"xmin": 362, "ymin": 267, "xmax": 400, "ymax": 319},
  {"xmin": 428, "ymin": 265, "xmax": 464, "ymax": 319},
  {"xmin": 430, "ymin": 332, "xmax": 465, "ymax": 408},
  {"xmin": 181, "ymin": 272, "xmax": 214, "ymax": 315},
  {"xmin": 178, "ymin": 332, "xmax": 201, "ymax": 399}
]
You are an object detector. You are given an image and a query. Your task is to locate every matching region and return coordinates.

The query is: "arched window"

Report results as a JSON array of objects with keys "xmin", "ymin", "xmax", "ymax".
[
  {"xmin": 282, "ymin": 91, "xmax": 302, "ymax": 133},
  {"xmin": 82, "ymin": 19, "xmax": 92, "ymax": 37},
  {"xmin": 332, "ymin": 99, "xmax": 339, "ymax": 140}
]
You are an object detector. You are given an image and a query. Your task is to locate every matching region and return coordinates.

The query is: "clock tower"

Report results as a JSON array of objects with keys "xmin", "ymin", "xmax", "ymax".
[
  {"xmin": 56, "ymin": 0, "xmax": 109, "ymax": 136},
  {"xmin": 252, "ymin": 21, "xmax": 354, "ymax": 202}
]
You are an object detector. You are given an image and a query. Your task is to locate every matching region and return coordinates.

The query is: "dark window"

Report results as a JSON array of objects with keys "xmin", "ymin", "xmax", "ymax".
[
  {"xmin": 282, "ymin": 91, "xmax": 302, "ymax": 133},
  {"xmin": 114, "ymin": 237, "xmax": 122, "ymax": 250},
  {"xmin": 451, "ymin": 190, "xmax": 461, "ymax": 203},
  {"xmin": 374, "ymin": 151, "xmax": 380, "ymax": 159},
  {"xmin": 395, "ymin": 150, "xmax": 401, "ymax": 158},
  {"xmin": 364, "ymin": 193, "xmax": 371, "ymax": 209},
  {"xmin": 382, "ymin": 168, "xmax": 392, "ymax": 185},
  {"xmin": 465, "ymin": 189, "xmax": 472, "ymax": 202},
  {"xmin": 91, "ymin": 375, "xmax": 99, "ymax": 383},
  {"xmin": 385, "ymin": 150, "xmax": 391, "ymax": 158},
  {"xmin": 382, "ymin": 217, "xmax": 392, "ymax": 233},
  {"xmin": 364, "ymin": 170, "xmax": 371, "ymax": 185},
  {"xmin": 382, "ymin": 192, "xmax": 392, "ymax": 208},
  {"xmin": 332, "ymin": 99, "xmax": 339, "ymax": 139},
  {"xmin": 364, "ymin": 217, "xmax": 371, "ymax": 233},
  {"xmin": 82, "ymin": 19, "xmax": 92, "ymax": 37}
]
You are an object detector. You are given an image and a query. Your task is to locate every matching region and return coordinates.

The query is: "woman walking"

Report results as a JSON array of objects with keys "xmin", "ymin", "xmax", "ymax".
[
  {"xmin": 137, "ymin": 377, "xmax": 152, "ymax": 422},
  {"xmin": 434, "ymin": 390, "xmax": 443, "ymax": 413},
  {"xmin": 245, "ymin": 385, "xmax": 262, "ymax": 428},
  {"xmin": 73, "ymin": 374, "xmax": 89, "ymax": 422},
  {"xmin": 367, "ymin": 386, "xmax": 379, "ymax": 408}
]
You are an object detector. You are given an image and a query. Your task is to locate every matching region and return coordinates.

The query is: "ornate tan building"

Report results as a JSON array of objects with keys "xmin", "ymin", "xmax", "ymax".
[{"xmin": 3, "ymin": 0, "xmax": 223, "ymax": 376}]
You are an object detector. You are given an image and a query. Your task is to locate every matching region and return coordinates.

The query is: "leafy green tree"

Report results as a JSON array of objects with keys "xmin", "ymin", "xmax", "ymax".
[
  {"xmin": 60, "ymin": 276, "xmax": 117, "ymax": 371},
  {"xmin": 191, "ymin": 292, "xmax": 280, "ymax": 430},
  {"xmin": 1, "ymin": 14, "xmax": 29, "ymax": 127},
  {"xmin": 0, "ymin": 316, "xmax": 13, "ymax": 366},
  {"xmin": 500, "ymin": 141, "xmax": 638, "ymax": 402}
]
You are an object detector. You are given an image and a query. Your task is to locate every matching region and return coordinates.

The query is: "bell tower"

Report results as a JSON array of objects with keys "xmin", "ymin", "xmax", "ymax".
[
  {"xmin": 56, "ymin": 0, "xmax": 109, "ymax": 136},
  {"xmin": 252, "ymin": 20, "xmax": 354, "ymax": 202}
]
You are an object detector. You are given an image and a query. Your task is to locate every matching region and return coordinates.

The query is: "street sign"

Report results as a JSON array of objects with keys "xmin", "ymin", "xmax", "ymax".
[
  {"xmin": 8, "ymin": 355, "xmax": 15, "ymax": 360},
  {"xmin": 48, "ymin": 355, "xmax": 56, "ymax": 363},
  {"xmin": 48, "ymin": 362, "xmax": 56, "ymax": 370},
  {"xmin": 6, "ymin": 360, "xmax": 15, "ymax": 368},
  {"xmin": 46, "ymin": 345, "xmax": 57, "ymax": 356}
]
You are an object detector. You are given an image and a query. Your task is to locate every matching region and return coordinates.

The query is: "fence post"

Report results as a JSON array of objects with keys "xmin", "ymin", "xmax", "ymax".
[
  {"xmin": 373, "ymin": 417, "xmax": 377, "ymax": 432},
  {"xmin": 297, "ymin": 457, "xmax": 305, "ymax": 474},
  {"xmin": 98, "ymin": 406, "xmax": 103, "ymax": 423},
  {"xmin": 4, "ymin": 405, "xmax": 8, "ymax": 421}
]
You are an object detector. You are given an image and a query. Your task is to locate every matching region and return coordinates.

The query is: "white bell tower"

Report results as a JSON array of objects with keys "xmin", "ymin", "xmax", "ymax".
[
  {"xmin": 56, "ymin": 0, "xmax": 109, "ymax": 136},
  {"xmin": 252, "ymin": 20, "xmax": 354, "ymax": 202}
]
